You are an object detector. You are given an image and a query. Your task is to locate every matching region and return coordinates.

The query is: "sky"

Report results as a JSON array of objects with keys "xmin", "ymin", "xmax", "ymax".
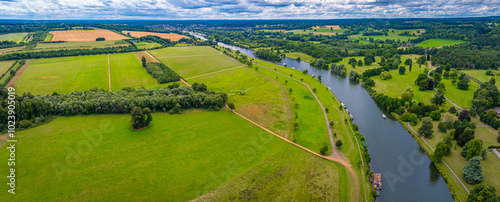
[{"xmin": 0, "ymin": 0, "xmax": 499, "ymax": 20}]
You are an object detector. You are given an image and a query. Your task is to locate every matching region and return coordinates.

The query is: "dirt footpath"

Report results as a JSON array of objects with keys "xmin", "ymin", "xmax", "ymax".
[{"xmin": 6, "ymin": 59, "xmax": 30, "ymax": 89}]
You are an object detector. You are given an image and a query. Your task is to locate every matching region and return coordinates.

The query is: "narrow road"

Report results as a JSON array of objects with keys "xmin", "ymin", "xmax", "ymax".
[
  {"xmin": 407, "ymin": 121, "xmax": 470, "ymax": 194},
  {"xmin": 107, "ymin": 54, "xmax": 111, "ymax": 92},
  {"xmin": 149, "ymin": 42, "xmax": 156, "ymax": 49},
  {"xmin": 144, "ymin": 51, "xmax": 160, "ymax": 62},
  {"xmin": 491, "ymin": 149, "xmax": 500, "ymax": 160}
]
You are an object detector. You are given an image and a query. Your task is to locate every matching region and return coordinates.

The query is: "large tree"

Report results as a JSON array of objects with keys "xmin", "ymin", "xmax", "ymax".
[
  {"xmin": 418, "ymin": 117, "xmax": 434, "ymax": 138},
  {"xmin": 130, "ymin": 107, "xmax": 153, "ymax": 129},
  {"xmin": 467, "ymin": 184, "xmax": 500, "ymax": 202},
  {"xmin": 463, "ymin": 156, "xmax": 484, "ymax": 184}
]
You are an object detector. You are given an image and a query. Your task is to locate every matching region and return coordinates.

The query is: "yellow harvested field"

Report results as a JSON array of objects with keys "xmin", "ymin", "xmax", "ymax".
[
  {"xmin": 50, "ymin": 30, "xmax": 130, "ymax": 41},
  {"xmin": 312, "ymin": 25, "xmax": 341, "ymax": 29},
  {"xmin": 123, "ymin": 31, "xmax": 187, "ymax": 41}
]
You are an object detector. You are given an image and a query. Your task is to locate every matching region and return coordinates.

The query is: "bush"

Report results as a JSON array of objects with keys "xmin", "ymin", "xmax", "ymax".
[
  {"xmin": 329, "ymin": 121, "xmax": 334, "ymax": 127},
  {"xmin": 463, "ymin": 156, "xmax": 483, "ymax": 184},
  {"xmin": 335, "ymin": 140, "xmax": 343, "ymax": 148},
  {"xmin": 380, "ymin": 71, "xmax": 392, "ymax": 80},
  {"xmin": 19, "ymin": 120, "xmax": 32, "ymax": 128},
  {"xmin": 227, "ymin": 103, "xmax": 235, "ymax": 110},
  {"xmin": 320, "ymin": 144, "xmax": 328, "ymax": 155}
]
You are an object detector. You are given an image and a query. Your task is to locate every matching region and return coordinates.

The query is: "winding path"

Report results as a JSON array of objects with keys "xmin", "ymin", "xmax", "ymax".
[
  {"xmin": 427, "ymin": 64, "xmax": 463, "ymax": 110},
  {"xmin": 407, "ymin": 121, "xmax": 470, "ymax": 194}
]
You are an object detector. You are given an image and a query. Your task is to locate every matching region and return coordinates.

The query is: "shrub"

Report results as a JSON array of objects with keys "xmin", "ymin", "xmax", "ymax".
[
  {"xmin": 227, "ymin": 103, "xmax": 235, "ymax": 110},
  {"xmin": 380, "ymin": 71, "xmax": 392, "ymax": 80},
  {"xmin": 19, "ymin": 120, "xmax": 32, "ymax": 128},
  {"xmin": 335, "ymin": 140, "xmax": 343, "ymax": 148},
  {"xmin": 320, "ymin": 144, "xmax": 328, "ymax": 155},
  {"xmin": 329, "ymin": 121, "xmax": 334, "ymax": 127}
]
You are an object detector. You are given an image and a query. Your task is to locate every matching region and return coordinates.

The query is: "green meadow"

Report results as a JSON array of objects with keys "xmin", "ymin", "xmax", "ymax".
[
  {"xmin": 418, "ymin": 39, "xmax": 466, "ymax": 48},
  {"xmin": 285, "ymin": 52, "xmax": 316, "ymax": 63},
  {"xmin": 15, "ymin": 55, "xmax": 109, "ymax": 95},
  {"xmin": 153, "ymin": 46, "xmax": 242, "ymax": 78},
  {"xmin": 461, "ymin": 69, "xmax": 500, "ymax": 88},
  {"xmin": 0, "ymin": 32, "xmax": 28, "ymax": 42},
  {"xmin": 109, "ymin": 53, "xmax": 169, "ymax": 91},
  {"xmin": 0, "ymin": 60, "xmax": 15, "ymax": 75},
  {"xmin": 352, "ymin": 29, "xmax": 424, "ymax": 42},
  {"xmin": 34, "ymin": 40, "xmax": 128, "ymax": 51},
  {"xmin": 0, "ymin": 111, "xmax": 345, "ymax": 201}
]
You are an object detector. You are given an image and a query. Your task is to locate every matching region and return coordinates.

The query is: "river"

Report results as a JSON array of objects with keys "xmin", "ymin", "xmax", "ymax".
[{"xmin": 191, "ymin": 33, "xmax": 453, "ymax": 202}]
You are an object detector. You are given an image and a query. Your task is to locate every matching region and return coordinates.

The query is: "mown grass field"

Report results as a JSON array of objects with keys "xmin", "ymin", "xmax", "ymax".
[
  {"xmin": 15, "ymin": 55, "xmax": 109, "ymax": 95},
  {"xmin": 134, "ymin": 42, "xmax": 161, "ymax": 49},
  {"xmin": 109, "ymin": 53, "xmax": 168, "ymax": 91},
  {"xmin": 351, "ymin": 29, "xmax": 424, "ymax": 42},
  {"xmin": 418, "ymin": 39, "xmax": 466, "ymax": 48},
  {"xmin": 461, "ymin": 69, "xmax": 500, "ymax": 88},
  {"xmin": 0, "ymin": 111, "xmax": 345, "ymax": 201},
  {"xmin": 284, "ymin": 52, "xmax": 316, "ymax": 63},
  {"xmin": 0, "ymin": 32, "xmax": 28, "ymax": 42},
  {"xmin": 440, "ymin": 77, "xmax": 478, "ymax": 108},
  {"xmin": 153, "ymin": 46, "xmax": 242, "ymax": 79}
]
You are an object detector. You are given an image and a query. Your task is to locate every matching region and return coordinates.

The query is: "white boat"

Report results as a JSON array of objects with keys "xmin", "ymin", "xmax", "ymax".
[
  {"xmin": 350, "ymin": 114, "xmax": 354, "ymax": 119},
  {"xmin": 382, "ymin": 114, "xmax": 387, "ymax": 119}
]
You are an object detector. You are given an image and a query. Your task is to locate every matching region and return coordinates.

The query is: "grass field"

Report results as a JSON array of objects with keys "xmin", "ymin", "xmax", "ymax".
[
  {"xmin": 337, "ymin": 56, "xmax": 382, "ymax": 74},
  {"xmin": 34, "ymin": 41, "xmax": 129, "ymax": 51},
  {"xmin": 110, "ymin": 53, "xmax": 169, "ymax": 91},
  {"xmin": 440, "ymin": 77, "xmax": 478, "ymax": 108},
  {"xmin": 0, "ymin": 60, "xmax": 15, "ymax": 75},
  {"xmin": 262, "ymin": 27, "xmax": 348, "ymax": 36},
  {"xmin": 45, "ymin": 33, "xmax": 53, "ymax": 41},
  {"xmin": 0, "ymin": 46, "xmax": 25, "ymax": 54},
  {"xmin": 418, "ymin": 39, "xmax": 466, "ymax": 48},
  {"xmin": 152, "ymin": 46, "xmax": 242, "ymax": 78},
  {"xmin": 15, "ymin": 55, "xmax": 109, "ymax": 95},
  {"xmin": 0, "ymin": 32, "xmax": 28, "ymax": 42},
  {"xmin": 284, "ymin": 52, "xmax": 315, "ymax": 63},
  {"xmin": 351, "ymin": 29, "xmax": 424, "ymax": 43},
  {"xmin": 134, "ymin": 42, "xmax": 161, "ymax": 49},
  {"xmin": 0, "ymin": 111, "xmax": 345, "ymax": 201},
  {"xmin": 461, "ymin": 69, "xmax": 500, "ymax": 88}
]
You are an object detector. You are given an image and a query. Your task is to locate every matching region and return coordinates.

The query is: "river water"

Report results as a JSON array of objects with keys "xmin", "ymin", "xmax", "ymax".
[{"xmin": 191, "ymin": 33, "xmax": 453, "ymax": 202}]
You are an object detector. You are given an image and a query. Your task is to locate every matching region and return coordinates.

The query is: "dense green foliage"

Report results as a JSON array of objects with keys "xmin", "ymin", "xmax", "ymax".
[
  {"xmin": 144, "ymin": 62, "xmax": 181, "ymax": 83},
  {"xmin": 467, "ymin": 184, "xmax": 500, "ymax": 202},
  {"xmin": 130, "ymin": 107, "xmax": 152, "ymax": 129},
  {"xmin": 463, "ymin": 156, "xmax": 484, "ymax": 184}
]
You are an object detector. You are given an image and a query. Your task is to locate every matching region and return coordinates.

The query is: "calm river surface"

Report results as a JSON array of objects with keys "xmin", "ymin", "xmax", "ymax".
[{"xmin": 192, "ymin": 33, "xmax": 453, "ymax": 202}]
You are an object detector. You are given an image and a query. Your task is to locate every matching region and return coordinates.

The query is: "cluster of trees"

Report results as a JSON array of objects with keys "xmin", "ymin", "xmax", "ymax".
[
  {"xmin": 130, "ymin": 107, "xmax": 152, "ymax": 129},
  {"xmin": 253, "ymin": 49, "xmax": 282, "ymax": 62},
  {"xmin": 0, "ymin": 60, "xmax": 23, "ymax": 87},
  {"xmin": 144, "ymin": 62, "xmax": 181, "ymax": 83},
  {"xmin": 467, "ymin": 184, "xmax": 500, "ymax": 202},
  {"xmin": 472, "ymin": 78, "xmax": 500, "ymax": 128},
  {"xmin": 96, "ymin": 37, "xmax": 105, "ymax": 41},
  {"xmin": 0, "ymin": 85, "xmax": 228, "ymax": 129},
  {"xmin": 330, "ymin": 63, "xmax": 347, "ymax": 76},
  {"xmin": 0, "ymin": 45, "xmax": 138, "ymax": 61},
  {"xmin": 133, "ymin": 35, "xmax": 174, "ymax": 48}
]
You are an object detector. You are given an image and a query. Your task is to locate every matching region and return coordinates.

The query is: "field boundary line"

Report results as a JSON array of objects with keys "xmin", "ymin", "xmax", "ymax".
[
  {"xmin": 107, "ymin": 54, "xmax": 111, "ymax": 92},
  {"xmin": 149, "ymin": 42, "xmax": 156, "ymax": 49},
  {"xmin": 406, "ymin": 121, "xmax": 470, "ymax": 194},
  {"xmin": 144, "ymin": 51, "xmax": 160, "ymax": 62},
  {"xmin": 184, "ymin": 65, "xmax": 245, "ymax": 80},
  {"xmin": 156, "ymin": 54, "xmax": 220, "ymax": 59},
  {"xmin": 7, "ymin": 59, "xmax": 31, "ymax": 89}
]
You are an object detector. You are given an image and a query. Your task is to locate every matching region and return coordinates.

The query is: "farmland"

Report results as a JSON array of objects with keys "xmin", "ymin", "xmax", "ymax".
[
  {"xmin": 418, "ymin": 39, "xmax": 466, "ymax": 48},
  {"xmin": 351, "ymin": 29, "xmax": 424, "ymax": 42},
  {"xmin": 263, "ymin": 27, "xmax": 348, "ymax": 36},
  {"xmin": 0, "ymin": 32, "xmax": 28, "ymax": 42},
  {"xmin": 34, "ymin": 40, "xmax": 130, "ymax": 51},
  {"xmin": 0, "ymin": 111, "xmax": 345, "ymax": 201},
  {"xmin": 109, "ymin": 53, "xmax": 169, "ymax": 91},
  {"xmin": 0, "ymin": 60, "xmax": 15, "ymax": 75},
  {"xmin": 123, "ymin": 31, "xmax": 187, "ymax": 41},
  {"xmin": 50, "ymin": 30, "xmax": 130, "ymax": 42}
]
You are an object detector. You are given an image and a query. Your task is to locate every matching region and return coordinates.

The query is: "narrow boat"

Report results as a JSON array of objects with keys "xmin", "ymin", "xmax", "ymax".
[{"xmin": 382, "ymin": 114, "xmax": 387, "ymax": 119}]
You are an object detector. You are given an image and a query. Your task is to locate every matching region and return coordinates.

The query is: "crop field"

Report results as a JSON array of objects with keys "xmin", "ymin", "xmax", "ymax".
[
  {"xmin": 34, "ymin": 40, "xmax": 129, "ymax": 51},
  {"xmin": 110, "ymin": 53, "xmax": 169, "ymax": 91},
  {"xmin": 14, "ymin": 55, "xmax": 109, "ymax": 95},
  {"xmin": 50, "ymin": 30, "xmax": 130, "ymax": 42},
  {"xmin": 0, "ymin": 32, "xmax": 28, "ymax": 42},
  {"xmin": 0, "ymin": 111, "xmax": 345, "ymax": 201},
  {"xmin": 123, "ymin": 31, "xmax": 187, "ymax": 41},
  {"xmin": 134, "ymin": 42, "xmax": 161, "ymax": 49},
  {"xmin": 152, "ymin": 46, "xmax": 242, "ymax": 78},
  {"xmin": 418, "ymin": 39, "xmax": 466, "ymax": 48},
  {"xmin": 0, "ymin": 46, "xmax": 25, "ymax": 54}
]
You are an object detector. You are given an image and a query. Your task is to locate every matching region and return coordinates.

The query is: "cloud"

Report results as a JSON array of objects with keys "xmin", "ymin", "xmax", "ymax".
[{"xmin": 0, "ymin": 0, "xmax": 498, "ymax": 19}]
